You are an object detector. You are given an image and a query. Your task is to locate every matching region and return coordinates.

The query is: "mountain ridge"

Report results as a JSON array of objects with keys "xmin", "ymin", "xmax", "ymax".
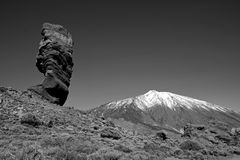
[
  {"xmin": 106, "ymin": 90, "xmax": 233, "ymax": 112},
  {"xmin": 91, "ymin": 90, "xmax": 240, "ymax": 133}
]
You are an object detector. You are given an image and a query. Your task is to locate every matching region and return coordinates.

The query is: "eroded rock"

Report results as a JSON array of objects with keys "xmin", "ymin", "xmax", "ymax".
[{"xmin": 29, "ymin": 23, "xmax": 74, "ymax": 105}]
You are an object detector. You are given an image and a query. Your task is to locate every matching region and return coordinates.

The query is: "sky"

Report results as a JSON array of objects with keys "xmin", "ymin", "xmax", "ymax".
[{"xmin": 0, "ymin": 1, "xmax": 239, "ymax": 111}]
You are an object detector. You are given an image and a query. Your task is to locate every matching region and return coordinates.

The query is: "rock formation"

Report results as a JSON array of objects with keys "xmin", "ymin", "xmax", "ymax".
[{"xmin": 29, "ymin": 23, "xmax": 74, "ymax": 105}]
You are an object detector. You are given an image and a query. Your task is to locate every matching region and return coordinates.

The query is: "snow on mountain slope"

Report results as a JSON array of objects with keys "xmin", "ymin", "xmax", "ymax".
[
  {"xmin": 107, "ymin": 90, "xmax": 230, "ymax": 112},
  {"xmin": 92, "ymin": 90, "xmax": 240, "ymax": 133}
]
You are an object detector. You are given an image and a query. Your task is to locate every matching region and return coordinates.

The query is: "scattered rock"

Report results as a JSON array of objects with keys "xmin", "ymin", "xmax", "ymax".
[
  {"xmin": 192, "ymin": 124, "xmax": 206, "ymax": 131},
  {"xmin": 215, "ymin": 134, "xmax": 232, "ymax": 144},
  {"xmin": 92, "ymin": 125, "xmax": 100, "ymax": 130},
  {"xmin": 156, "ymin": 130, "xmax": 168, "ymax": 140},
  {"xmin": 230, "ymin": 146, "xmax": 240, "ymax": 155},
  {"xmin": 209, "ymin": 129, "xmax": 218, "ymax": 134},
  {"xmin": 29, "ymin": 23, "xmax": 74, "ymax": 106},
  {"xmin": 201, "ymin": 135, "xmax": 218, "ymax": 144},
  {"xmin": 47, "ymin": 120, "xmax": 53, "ymax": 128}
]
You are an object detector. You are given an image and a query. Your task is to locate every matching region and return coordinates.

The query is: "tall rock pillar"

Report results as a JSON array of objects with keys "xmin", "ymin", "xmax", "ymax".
[{"xmin": 29, "ymin": 23, "xmax": 74, "ymax": 105}]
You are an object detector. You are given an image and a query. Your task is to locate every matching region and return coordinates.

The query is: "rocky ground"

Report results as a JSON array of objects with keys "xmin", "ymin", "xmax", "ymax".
[{"xmin": 1, "ymin": 86, "xmax": 240, "ymax": 160}]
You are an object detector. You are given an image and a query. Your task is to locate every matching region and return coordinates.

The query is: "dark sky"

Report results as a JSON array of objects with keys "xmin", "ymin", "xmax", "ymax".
[{"xmin": 0, "ymin": 1, "xmax": 239, "ymax": 111}]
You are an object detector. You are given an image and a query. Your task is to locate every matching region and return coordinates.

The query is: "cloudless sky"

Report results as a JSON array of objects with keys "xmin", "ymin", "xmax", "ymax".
[{"xmin": 0, "ymin": 1, "xmax": 239, "ymax": 111}]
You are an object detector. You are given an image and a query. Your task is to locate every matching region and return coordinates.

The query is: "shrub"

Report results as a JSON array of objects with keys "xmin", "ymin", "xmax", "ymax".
[
  {"xmin": 179, "ymin": 140, "xmax": 203, "ymax": 151},
  {"xmin": 100, "ymin": 127, "xmax": 121, "ymax": 140},
  {"xmin": 75, "ymin": 143, "xmax": 98, "ymax": 154},
  {"xmin": 105, "ymin": 119, "xmax": 115, "ymax": 128},
  {"xmin": 193, "ymin": 152, "xmax": 205, "ymax": 160},
  {"xmin": 114, "ymin": 144, "xmax": 132, "ymax": 153},
  {"xmin": 0, "ymin": 150, "xmax": 15, "ymax": 160},
  {"xmin": 143, "ymin": 143, "xmax": 159, "ymax": 153},
  {"xmin": 40, "ymin": 136, "xmax": 64, "ymax": 148},
  {"xmin": 17, "ymin": 144, "xmax": 44, "ymax": 160},
  {"xmin": 87, "ymin": 153, "xmax": 102, "ymax": 160},
  {"xmin": 20, "ymin": 113, "xmax": 42, "ymax": 127},
  {"xmin": 102, "ymin": 150, "xmax": 123, "ymax": 160},
  {"xmin": 173, "ymin": 148, "xmax": 183, "ymax": 156},
  {"xmin": 54, "ymin": 150, "xmax": 80, "ymax": 160},
  {"xmin": 127, "ymin": 151, "xmax": 163, "ymax": 160},
  {"xmin": 88, "ymin": 148, "xmax": 123, "ymax": 160}
]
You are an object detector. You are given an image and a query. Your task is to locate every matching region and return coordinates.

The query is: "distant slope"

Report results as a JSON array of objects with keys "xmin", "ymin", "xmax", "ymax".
[{"xmin": 91, "ymin": 90, "xmax": 240, "ymax": 132}]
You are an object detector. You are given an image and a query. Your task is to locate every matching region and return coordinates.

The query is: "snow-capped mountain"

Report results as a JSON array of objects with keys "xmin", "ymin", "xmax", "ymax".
[
  {"xmin": 107, "ymin": 90, "xmax": 229, "ymax": 112},
  {"xmin": 91, "ymin": 90, "xmax": 240, "ymax": 133}
]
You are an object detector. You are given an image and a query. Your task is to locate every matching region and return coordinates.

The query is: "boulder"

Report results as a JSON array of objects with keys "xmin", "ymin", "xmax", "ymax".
[
  {"xmin": 29, "ymin": 23, "xmax": 74, "ymax": 105},
  {"xmin": 156, "ymin": 130, "xmax": 168, "ymax": 140}
]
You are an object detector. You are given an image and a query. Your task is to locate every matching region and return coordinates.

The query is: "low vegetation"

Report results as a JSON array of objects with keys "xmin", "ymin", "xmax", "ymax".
[{"xmin": 1, "ymin": 87, "xmax": 240, "ymax": 160}]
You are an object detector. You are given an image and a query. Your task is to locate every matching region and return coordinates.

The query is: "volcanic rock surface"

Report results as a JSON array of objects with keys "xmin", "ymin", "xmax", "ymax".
[
  {"xmin": 29, "ymin": 23, "xmax": 74, "ymax": 106},
  {"xmin": 1, "ymin": 86, "xmax": 240, "ymax": 160},
  {"xmin": 91, "ymin": 90, "xmax": 240, "ymax": 134}
]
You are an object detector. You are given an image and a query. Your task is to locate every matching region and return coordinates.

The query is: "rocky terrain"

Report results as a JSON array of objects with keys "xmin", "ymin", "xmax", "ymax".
[
  {"xmin": 1, "ymin": 86, "xmax": 240, "ymax": 160},
  {"xmin": 29, "ymin": 23, "xmax": 74, "ymax": 106},
  {"xmin": 1, "ymin": 23, "xmax": 240, "ymax": 159},
  {"xmin": 91, "ymin": 90, "xmax": 240, "ymax": 135}
]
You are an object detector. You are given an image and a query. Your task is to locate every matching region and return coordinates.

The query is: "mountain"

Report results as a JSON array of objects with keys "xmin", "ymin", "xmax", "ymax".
[
  {"xmin": 91, "ymin": 90, "xmax": 240, "ymax": 134},
  {"xmin": 2, "ymin": 22, "xmax": 240, "ymax": 159},
  {"xmin": 2, "ymin": 87, "xmax": 240, "ymax": 159}
]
